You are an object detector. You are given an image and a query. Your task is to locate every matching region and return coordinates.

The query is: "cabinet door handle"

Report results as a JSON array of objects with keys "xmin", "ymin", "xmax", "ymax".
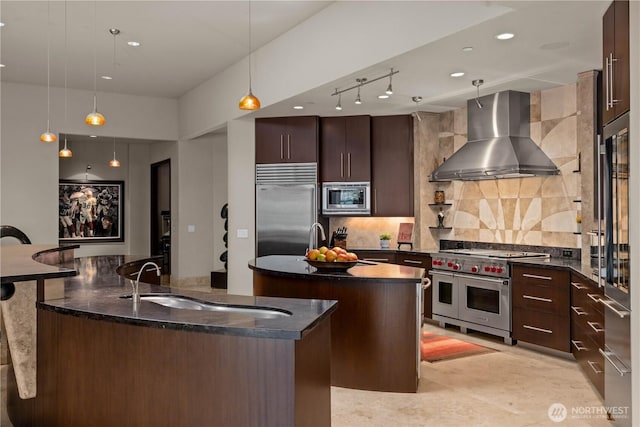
[
  {"xmin": 600, "ymin": 298, "xmax": 630, "ymax": 318},
  {"xmin": 363, "ymin": 258, "xmax": 389, "ymax": 262},
  {"xmin": 404, "ymin": 259, "xmax": 424, "ymax": 265},
  {"xmin": 587, "ymin": 293, "xmax": 601, "ymax": 303},
  {"xmin": 587, "ymin": 321, "xmax": 604, "ymax": 333},
  {"xmin": 523, "ymin": 295, "xmax": 553, "ymax": 303},
  {"xmin": 523, "ymin": 324, "xmax": 553, "ymax": 334},
  {"xmin": 373, "ymin": 188, "xmax": 378, "ymax": 214},
  {"xmin": 280, "ymin": 135, "xmax": 284, "ymax": 160},
  {"xmin": 571, "ymin": 281, "xmax": 588, "ymax": 290},
  {"xmin": 340, "ymin": 153, "xmax": 344, "ymax": 177},
  {"xmin": 571, "ymin": 340, "xmax": 588, "ymax": 351},
  {"xmin": 347, "ymin": 152, "xmax": 351, "ymax": 177},
  {"xmin": 286, "ymin": 134, "xmax": 291, "ymax": 159},
  {"xmin": 588, "ymin": 360, "xmax": 603, "ymax": 374},
  {"xmin": 609, "ymin": 53, "xmax": 619, "ymax": 106},
  {"xmin": 571, "ymin": 306, "xmax": 587, "ymax": 316},
  {"xmin": 522, "ymin": 273, "xmax": 552, "ymax": 281},
  {"xmin": 605, "ymin": 55, "xmax": 610, "ymax": 111}
]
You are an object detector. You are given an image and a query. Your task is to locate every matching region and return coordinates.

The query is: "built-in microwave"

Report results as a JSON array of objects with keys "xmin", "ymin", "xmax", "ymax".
[{"xmin": 322, "ymin": 182, "xmax": 370, "ymax": 215}]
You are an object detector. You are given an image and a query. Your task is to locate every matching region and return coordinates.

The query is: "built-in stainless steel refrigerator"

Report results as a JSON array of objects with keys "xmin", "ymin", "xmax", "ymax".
[
  {"xmin": 256, "ymin": 163, "xmax": 317, "ymax": 257},
  {"xmin": 598, "ymin": 112, "xmax": 631, "ymax": 426}
]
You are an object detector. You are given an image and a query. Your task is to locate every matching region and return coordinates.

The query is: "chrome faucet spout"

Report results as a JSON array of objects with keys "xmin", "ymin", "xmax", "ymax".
[
  {"xmin": 133, "ymin": 261, "xmax": 161, "ymax": 304},
  {"xmin": 308, "ymin": 222, "xmax": 326, "ymax": 252}
]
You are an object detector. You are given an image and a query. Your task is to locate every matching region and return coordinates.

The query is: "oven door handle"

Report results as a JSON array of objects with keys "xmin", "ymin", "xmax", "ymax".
[
  {"xmin": 428, "ymin": 270, "xmax": 454, "ymax": 278},
  {"xmin": 452, "ymin": 272, "xmax": 509, "ymax": 285}
]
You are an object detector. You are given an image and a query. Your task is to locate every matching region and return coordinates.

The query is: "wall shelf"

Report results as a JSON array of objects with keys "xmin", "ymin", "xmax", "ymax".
[
  {"xmin": 428, "ymin": 203, "xmax": 452, "ymax": 207},
  {"xmin": 429, "ymin": 226, "xmax": 452, "ymax": 231}
]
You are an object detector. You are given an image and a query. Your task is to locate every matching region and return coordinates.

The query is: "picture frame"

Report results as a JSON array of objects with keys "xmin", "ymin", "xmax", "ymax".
[{"xmin": 58, "ymin": 180, "xmax": 125, "ymax": 243}]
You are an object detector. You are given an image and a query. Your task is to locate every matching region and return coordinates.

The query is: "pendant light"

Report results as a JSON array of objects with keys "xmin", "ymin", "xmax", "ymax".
[
  {"xmin": 238, "ymin": 0, "xmax": 260, "ymax": 110},
  {"xmin": 335, "ymin": 89, "xmax": 342, "ymax": 111},
  {"xmin": 85, "ymin": 0, "xmax": 105, "ymax": 126},
  {"xmin": 59, "ymin": 1, "xmax": 72, "ymax": 158},
  {"xmin": 40, "ymin": 0, "xmax": 57, "ymax": 143},
  {"xmin": 385, "ymin": 68, "xmax": 394, "ymax": 95},
  {"xmin": 109, "ymin": 136, "xmax": 120, "ymax": 168}
]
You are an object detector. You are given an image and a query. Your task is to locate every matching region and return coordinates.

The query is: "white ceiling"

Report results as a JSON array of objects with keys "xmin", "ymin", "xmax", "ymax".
[{"xmin": 1, "ymin": 1, "xmax": 609, "ymax": 134}]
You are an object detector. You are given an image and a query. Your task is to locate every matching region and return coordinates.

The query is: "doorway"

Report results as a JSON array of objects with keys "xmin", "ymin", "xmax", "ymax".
[{"xmin": 151, "ymin": 159, "xmax": 171, "ymax": 274}]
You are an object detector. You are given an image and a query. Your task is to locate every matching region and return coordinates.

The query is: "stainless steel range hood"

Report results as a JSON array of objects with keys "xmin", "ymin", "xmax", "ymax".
[{"xmin": 431, "ymin": 90, "xmax": 560, "ymax": 181}]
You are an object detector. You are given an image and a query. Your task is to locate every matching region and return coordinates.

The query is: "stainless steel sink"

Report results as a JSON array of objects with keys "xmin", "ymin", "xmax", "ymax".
[{"xmin": 121, "ymin": 294, "xmax": 292, "ymax": 319}]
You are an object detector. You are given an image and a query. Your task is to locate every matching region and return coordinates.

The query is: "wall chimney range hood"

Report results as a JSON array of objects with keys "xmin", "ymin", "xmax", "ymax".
[{"xmin": 431, "ymin": 90, "xmax": 560, "ymax": 181}]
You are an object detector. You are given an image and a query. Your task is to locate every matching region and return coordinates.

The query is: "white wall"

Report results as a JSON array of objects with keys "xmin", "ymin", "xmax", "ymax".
[
  {"xmin": 210, "ymin": 133, "xmax": 228, "ymax": 272},
  {"xmin": 226, "ymin": 119, "xmax": 255, "ymax": 296},
  {"xmin": 1, "ymin": 81, "xmax": 177, "ymax": 248}
]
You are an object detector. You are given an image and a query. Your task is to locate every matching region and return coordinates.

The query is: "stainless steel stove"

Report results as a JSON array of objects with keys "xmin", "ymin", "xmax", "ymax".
[{"xmin": 429, "ymin": 248, "xmax": 549, "ymax": 344}]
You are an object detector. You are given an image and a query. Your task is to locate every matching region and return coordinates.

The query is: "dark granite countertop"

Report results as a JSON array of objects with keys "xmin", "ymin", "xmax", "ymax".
[
  {"xmin": 34, "ymin": 254, "xmax": 336, "ymax": 340},
  {"xmin": 249, "ymin": 255, "xmax": 425, "ymax": 281}
]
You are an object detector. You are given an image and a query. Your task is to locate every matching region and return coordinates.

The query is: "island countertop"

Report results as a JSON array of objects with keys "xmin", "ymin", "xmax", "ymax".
[
  {"xmin": 249, "ymin": 254, "xmax": 426, "ymax": 280},
  {"xmin": 2, "ymin": 248, "xmax": 338, "ymax": 340}
]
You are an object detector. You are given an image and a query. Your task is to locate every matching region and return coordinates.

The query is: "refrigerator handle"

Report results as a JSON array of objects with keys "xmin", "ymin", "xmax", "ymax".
[{"xmin": 597, "ymin": 135, "xmax": 603, "ymax": 288}]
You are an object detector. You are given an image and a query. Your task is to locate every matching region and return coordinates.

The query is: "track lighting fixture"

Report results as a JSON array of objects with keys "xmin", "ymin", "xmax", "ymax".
[{"xmin": 331, "ymin": 69, "xmax": 399, "ymax": 109}]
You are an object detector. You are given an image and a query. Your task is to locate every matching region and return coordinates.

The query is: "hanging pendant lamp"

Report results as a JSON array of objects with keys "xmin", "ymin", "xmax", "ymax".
[
  {"xmin": 239, "ymin": 1, "xmax": 260, "ymax": 110},
  {"xmin": 85, "ymin": 0, "xmax": 105, "ymax": 126},
  {"xmin": 109, "ymin": 137, "xmax": 120, "ymax": 167},
  {"xmin": 59, "ymin": 1, "xmax": 72, "ymax": 158},
  {"xmin": 40, "ymin": 0, "xmax": 57, "ymax": 143}
]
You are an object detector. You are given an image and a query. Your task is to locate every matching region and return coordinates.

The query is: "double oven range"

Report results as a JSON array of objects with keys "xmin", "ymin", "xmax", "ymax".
[{"xmin": 429, "ymin": 248, "xmax": 549, "ymax": 345}]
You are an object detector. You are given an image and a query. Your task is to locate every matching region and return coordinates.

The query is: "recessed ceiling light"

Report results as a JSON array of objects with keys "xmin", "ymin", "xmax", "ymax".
[
  {"xmin": 0, "ymin": 64, "xmax": 5, "ymax": 68},
  {"xmin": 293, "ymin": 105, "xmax": 304, "ymax": 110},
  {"xmin": 0, "ymin": 22, "xmax": 5, "ymax": 28},
  {"xmin": 101, "ymin": 75, "xmax": 113, "ymax": 80},
  {"xmin": 127, "ymin": 41, "xmax": 141, "ymax": 47},
  {"xmin": 89, "ymin": 135, "xmax": 97, "ymax": 138},
  {"xmin": 450, "ymin": 72, "xmax": 465, "ymax": 78},
  {"xmin": 495, "ymin": 32, "xmax": 514, "ymax": 40},
  {"xmin": 462, "ymin": 46, "xmax": 473, "ymax": 52},
  {"xmin": 378, "ymin": 94, "xmax": 389, "ymax": 99}
]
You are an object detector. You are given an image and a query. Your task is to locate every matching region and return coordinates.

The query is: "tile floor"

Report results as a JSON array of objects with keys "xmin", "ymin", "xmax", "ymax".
[{"xmin": 1, "ymin": 291, "xmax": 612, "ymax": 427}]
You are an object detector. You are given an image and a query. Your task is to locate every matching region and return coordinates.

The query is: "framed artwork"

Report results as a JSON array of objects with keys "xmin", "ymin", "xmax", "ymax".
[{"xmin": 58, "ymin": 180, "xmax": 125, "ymax": 243}]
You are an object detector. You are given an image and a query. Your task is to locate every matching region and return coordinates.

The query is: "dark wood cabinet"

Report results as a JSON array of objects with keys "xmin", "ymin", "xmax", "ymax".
[
  {"xmin": 371, "ymin": 115, "xmax": 414, "ymax": 217},
  {"xmin": 255, "ymin": 116, "xmax": 319, "ymax": 164},
  {"xmin": 512, "ymin": 265, "xmax": 570, "ymax": 352},
  {"xmin": 354, "ymin": 250, "xmax": 397, "ymax": 263},
  {"xmin": 320, "ymin": 116, "xmax": 371, "ymax": 182},
  {"xmin": 602, "ymin": 0, "xmax": 629, "ymax": 125},
  {"xmin": 396, "ymin": 253, "xmax": 432, "ymax": 319},
  {"xmin": 570, "ymin": 273, "xmax": 605, "ymax": 397}
]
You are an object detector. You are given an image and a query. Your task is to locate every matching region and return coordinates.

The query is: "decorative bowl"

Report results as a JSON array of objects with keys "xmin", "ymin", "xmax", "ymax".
[{"xmin": 304, "ymin": 258, "xmax": 357, "ymax": 271}]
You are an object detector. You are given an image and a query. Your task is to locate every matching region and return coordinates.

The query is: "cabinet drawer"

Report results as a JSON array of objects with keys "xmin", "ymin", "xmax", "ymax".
[
  {"xmin": 513, "ymin": 308, "xmax": 570, "ymax": 352},
  {"xmin": 512, "ymin": 281, "xmax": 569, "ymax": 315},
  {"xmin": 355, "ymin": 250, "xmax": 396, "ymax": 264},
  {"xmin": 571, "ymin": 323, "xmax": 604, "ymax": 398},
  {"xmin": 513, "ymin": 266, "xmax": 569, "ymax": 286},
  {"xmin": 396, "ymin": 254, "xmax": 430, "ymax": 268}
]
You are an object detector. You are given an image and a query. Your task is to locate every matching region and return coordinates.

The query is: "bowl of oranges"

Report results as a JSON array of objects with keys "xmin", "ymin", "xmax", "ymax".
[{"xmin": 304, "ymin": 246, "xmax": 358, "ymax": 271}]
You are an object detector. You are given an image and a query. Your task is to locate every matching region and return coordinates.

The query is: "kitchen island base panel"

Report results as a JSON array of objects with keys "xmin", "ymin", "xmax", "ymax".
[
  {"xmin": 254, "ymin": 273, "xmax": 419, "ymax": 393},
  {"xmin": 26, "ymin": 309, "xmax": 331, "ymax": 427}
]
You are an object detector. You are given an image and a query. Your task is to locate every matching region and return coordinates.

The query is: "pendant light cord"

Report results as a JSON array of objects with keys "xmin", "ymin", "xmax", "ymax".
[
  {"xmin": 64, "ymin": 0, "xmax": 68, "ymax": 144},
  {"xmin": 93, "ymin": 0, "xmax": 97, "ymax": 99},
  {"xmin": 46, "ymin": 0, "xmax": 51, "ymax": 127},
  {"xmin": 248, "ymin": 0, "xmax": 252, "ymax": 91}
]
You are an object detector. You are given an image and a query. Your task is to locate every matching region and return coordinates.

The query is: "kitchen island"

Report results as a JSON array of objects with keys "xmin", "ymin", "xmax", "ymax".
[
  {"xmin": 250, "ymin": 255, "xmax": 426, "ymax": 393},
  {"xmin": 2, "ymin": 246, "xmax": 336, "ymax": 427}
]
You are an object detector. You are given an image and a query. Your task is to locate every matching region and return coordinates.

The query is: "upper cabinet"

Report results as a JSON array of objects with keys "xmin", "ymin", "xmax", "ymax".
[
  {"xmin": 255, "ymin": 116, "xmax": 319, "ymax": 164},
  {"xmin": 371, "ymin": 115, "xmax": 414, "ymax": 217},
  {"xmin": 320, "ymin": 116, "xmax": 371, "ymax": 182},
  {"xmin": 602, "ymin": 0, "xmax": 629, "ymax": 125}
]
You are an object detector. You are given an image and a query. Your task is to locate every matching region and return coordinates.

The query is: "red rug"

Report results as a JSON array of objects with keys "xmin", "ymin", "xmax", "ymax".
[{"xmin": 421, "ymin": 331, "xmax": 496, "ymax": 362}]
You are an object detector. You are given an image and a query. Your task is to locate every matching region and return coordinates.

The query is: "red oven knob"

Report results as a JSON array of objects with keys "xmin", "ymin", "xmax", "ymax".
[
  {"xmin": 437, "ymin": 260, "xmax": 443, "ymax": 266},
  {"xmin": 490, "ymin": 266, "xmax": 497, "ymax": 273},
  {"xmin": 453, "ymin": 264, "xmax": 459, "ymax": 270},
  {"xmin": 447, "ymin": 261, "xmax": 453, "ymax": 267},
  {"xmin": 484, "ymin": 266, "xmax": 490, "ymax": 272},
  {"xmin": 471, "ymin": 266, "xmax": 479, "ymax": 273},
  {"xmin": 496, "ymin": 267, "xmax": 504, "ymax": 274},
  {"xmin": 432, "ymin": 260, "xmax": 438, "ymax": 266}
]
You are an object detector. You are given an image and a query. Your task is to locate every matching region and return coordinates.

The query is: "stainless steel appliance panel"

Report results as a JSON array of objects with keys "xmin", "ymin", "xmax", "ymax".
[
  {"xmin": 601, "ymin": 303, "xmax": 631, "ymax": 426},
  {"xmin": 256, "ymin": 184, "xmax": 316, "ymax": 257},
  {"xmin": 430, "ymin": 271, "xmax": 458, "ymax": 320},
  {"xmin": 322, "ymin": 182, "xmax": 370, "ymax": 215},
  {"xmin": 458, "ymin": 273, "xmax": 510, "ymax": 332}
]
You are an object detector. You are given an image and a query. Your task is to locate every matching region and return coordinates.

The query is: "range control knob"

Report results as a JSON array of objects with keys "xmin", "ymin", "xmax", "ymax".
[
  {"xmin": 484, "ymin": 266, "xmax": 491, "ymax": 272},
  {"xmin": 490, "ymin": 266, "xmax": 497, "ymax": 273},
  {"xmin": 471, "ymin": 265, "xmax": 479, "ymax": 273},
  {"xmin": 447, "ymin": 261, "xmax": 453, "ymax": 267},
  {"xmin": 432, "ymin": 260, "xmax": 438, "ymax": 266},
  {"xmin": 496, "ymin": 267, "xmax": 504, "ymax": 274},
  {"xmin": 452, "ymin": 263, "xmax": 460, "ymax": 271}
]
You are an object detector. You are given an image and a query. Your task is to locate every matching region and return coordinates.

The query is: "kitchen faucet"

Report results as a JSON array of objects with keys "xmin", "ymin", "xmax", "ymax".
[
  {"xmin": 308, "ymin": 222, "xmax": 326, "ymax": 252},
  {"xmin": 132, "ymin": 261, "xmax": 161, "ymax": 304}
]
